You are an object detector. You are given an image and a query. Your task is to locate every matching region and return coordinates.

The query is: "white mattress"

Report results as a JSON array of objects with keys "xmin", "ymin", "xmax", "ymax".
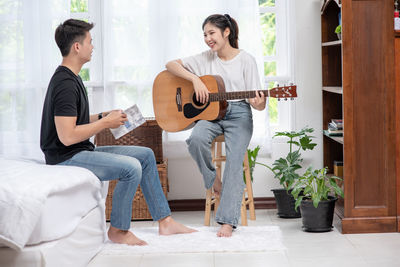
[
  {"xmin": 26, "ymin": 180, "xmax": 101, "ymax": 245},
  {"xmin": 0, "ymin": 205, "xmax": 106, "ymax": 267},
  {"xmin": 0, "ymin": 156, "xmax": 107, "ymax": 250}
]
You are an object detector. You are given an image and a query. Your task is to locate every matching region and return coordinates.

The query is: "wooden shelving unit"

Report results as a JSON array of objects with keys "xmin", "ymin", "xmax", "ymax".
[
  {"xmin": 395, "ymin": 25, "xmax": 400, "ymax": 233},
  {"xmin": 321, "ymin": 0, "xmax": 343, "ymax": 177},
  {"xmin": 321, "ymin": 0, "xmax": 397, "ymax": 234}
]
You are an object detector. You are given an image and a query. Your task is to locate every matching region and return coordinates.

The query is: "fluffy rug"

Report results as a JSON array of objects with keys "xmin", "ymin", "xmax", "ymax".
[{"xmin": 99, "ymin": 226, "xmax": 285, "ymax": 255}]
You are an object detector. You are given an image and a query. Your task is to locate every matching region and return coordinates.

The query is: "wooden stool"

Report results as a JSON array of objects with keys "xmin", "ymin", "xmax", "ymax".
[{"xmin": 204, "ymin": 135, "xmax": 256, "ymax": 226}]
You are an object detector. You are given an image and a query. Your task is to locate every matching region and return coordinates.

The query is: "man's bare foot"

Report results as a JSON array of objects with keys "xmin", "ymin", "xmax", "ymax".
[
  {"xmin": 158, "ymin": 216, "xmax": 197, "ymax": 235},
  {"xmin": 108, "ymin": 225, "xmax": 147, "ymax": 246},
  {"xmin": 217, "ymin": 224, "xmax": 233, "ymax": 237},
  {"xmin": 213, "ymin": 174, "xmax": 222, "ymax": 197}
]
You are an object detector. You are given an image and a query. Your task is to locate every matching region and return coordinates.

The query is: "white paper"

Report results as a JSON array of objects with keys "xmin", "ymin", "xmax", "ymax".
[{"xmin": 110, "ymin": 104, "xmax": 146, "ymax": 139}]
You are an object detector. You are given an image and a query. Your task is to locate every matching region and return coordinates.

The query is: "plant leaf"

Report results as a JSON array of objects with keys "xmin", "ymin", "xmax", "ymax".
[
  {"xmin": 299, "ymin": 136, "xmax": 317, "ymax": 151},
  {"xmin": 313, "ymin": 194, "xmax": 320, "ymax": 208},
  {"xmin": 294, "ymin": 196, "xmax": 303, "ymax": 211},
  {"xmin": 329, "ymin": 179, "xmax": 344, "ymax": 198}
]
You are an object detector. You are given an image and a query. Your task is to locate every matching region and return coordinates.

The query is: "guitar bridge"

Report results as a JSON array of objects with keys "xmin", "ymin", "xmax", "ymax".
[{"xmin": 176, "ymin": 87, "xmax": 182, "ymax": 112}]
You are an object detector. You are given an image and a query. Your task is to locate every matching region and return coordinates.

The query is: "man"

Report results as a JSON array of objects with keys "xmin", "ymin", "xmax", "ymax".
[{"xmin": 40, "ymin": 19, "xmax": 195, "ymax": 246}]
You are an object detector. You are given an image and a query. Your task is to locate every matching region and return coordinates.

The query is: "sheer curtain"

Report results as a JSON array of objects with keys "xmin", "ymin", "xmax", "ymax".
[
  {"xmin": 0, "ymin": 0, "xmax": 69, "ymax": 159},
  {"xmin": 101, "ymin": 0, "xmax": 270, "ymax": 158},
  {"xmin": 0, "ymin": 0, "xmax": 270, "ymax": 160}
]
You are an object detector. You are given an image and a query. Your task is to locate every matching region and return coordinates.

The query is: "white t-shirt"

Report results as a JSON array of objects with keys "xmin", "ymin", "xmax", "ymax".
[{"xmin": 181, "ymin": 49, "xmax": 261, "ymax": 99}]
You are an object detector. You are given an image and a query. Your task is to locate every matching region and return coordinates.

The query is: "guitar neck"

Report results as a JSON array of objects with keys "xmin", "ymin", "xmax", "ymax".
[{"xmin": 209, "ymin": 90, "xmax": 269, "ymax": 101}]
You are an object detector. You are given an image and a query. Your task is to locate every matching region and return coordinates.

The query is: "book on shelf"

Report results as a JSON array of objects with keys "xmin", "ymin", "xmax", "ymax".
[
  {"xmin": 327, "ymin": 119, "xmax": 343, "ymax": 137},
  {"xmin": 324, "ymin": 129, "xmax": 343, "ymax": 136},
  {"xmin": 328, "ymin": 128, "xmax": 343, "ymax": 135},
  {"xmin": 330, "ymin": 119, "xmax": 343, "ymax": 129},
  {"xmin": 328, "ymin": 122, "xmax": 342, "ymax": 130}
]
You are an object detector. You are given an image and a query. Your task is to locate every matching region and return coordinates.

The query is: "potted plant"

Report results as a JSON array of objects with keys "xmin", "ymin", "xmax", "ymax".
[
  {"xmin": 291, "ymin": 167, "xmax": 344, "ymax": 232},
  {"xmin": 245, "ymin": 145, "xmax": 261, "ymax": 183},
  {"xmin": 257, "ymin": 127, "xmax": 317, "ymax": 218},
  {"xmin": 335, "ymin": 25, "xmax": 341, "ymax": 40}
]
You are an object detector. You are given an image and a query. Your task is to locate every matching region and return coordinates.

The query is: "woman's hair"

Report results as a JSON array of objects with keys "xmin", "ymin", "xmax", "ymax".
[
  {"xmin": 55, "ymin": 19, "xmax": 94, "ymax": 57},
  {"xmin": 202, "ymin": 14, "xmax": 239, "ymax": 49}
]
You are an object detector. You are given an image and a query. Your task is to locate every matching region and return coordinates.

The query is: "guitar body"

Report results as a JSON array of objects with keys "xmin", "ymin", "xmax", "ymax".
[{"xmin": 153, "ymin": 70, "xmax": 227, "ymax": 132}]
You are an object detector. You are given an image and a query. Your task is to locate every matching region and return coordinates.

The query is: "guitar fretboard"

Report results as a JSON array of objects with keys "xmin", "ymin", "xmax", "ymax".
[{"xmin": 209, "ymin": 90, "xmax": 269, "ymax": 101}]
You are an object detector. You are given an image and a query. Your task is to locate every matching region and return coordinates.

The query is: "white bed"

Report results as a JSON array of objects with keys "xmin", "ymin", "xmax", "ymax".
[{"xmin": 0, "ymin": 157, "xmax": 108, "ymax": 267}]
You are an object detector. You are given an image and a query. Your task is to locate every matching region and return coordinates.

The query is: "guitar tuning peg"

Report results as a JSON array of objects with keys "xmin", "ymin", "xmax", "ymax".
[
  {"xmin": 278, "ymin": 98, "xmax": 281, "ymax": 101},
  {"xmin": 284, "ymin": 98, "xmax": 287, "ymax": 101},
  {"xmin": 289, "ymin": 82, "xmax": 294, "ymax": 86},
  {"xmin": 291, "ymin": 97, "xmax": 294, "ymax": 100}
]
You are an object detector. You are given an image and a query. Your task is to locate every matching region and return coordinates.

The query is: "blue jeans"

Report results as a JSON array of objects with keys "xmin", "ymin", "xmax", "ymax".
[
  {"xmin": 186, "ymin": 101, "xmax": 253, "ymax": 227},
  {"xmin": 58, "ymin": 146, "xmax": 171, "ymax": 230}
]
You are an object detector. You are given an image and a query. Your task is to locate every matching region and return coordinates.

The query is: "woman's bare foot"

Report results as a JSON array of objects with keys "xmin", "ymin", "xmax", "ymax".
[
  {"xmin": 213, "ymin": 174, "xmax": 222, "ymax": 197},
  {"xmin": 158, "ymin": 216, "xmax": 197, "ymax": 235},
  {"xmin": 108, "ymin": 225, "xmax": 147, "ymax": 246},
  {"xmin": 217, "ymin": 224, "xmax": 233, "ymax": 237}
]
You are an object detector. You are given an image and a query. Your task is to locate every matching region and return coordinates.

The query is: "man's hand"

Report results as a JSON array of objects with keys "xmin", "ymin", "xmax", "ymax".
[
  {"xmin": 103, "ymin": 110, "xmax": 128, "ymax": 129},
  {"xmin": 55, "ymin": 110, "xmax": 128, "ymax": 146},
  {"xmin": 249, "ymin": 91, "xmax": 266, "ymax": 111}
]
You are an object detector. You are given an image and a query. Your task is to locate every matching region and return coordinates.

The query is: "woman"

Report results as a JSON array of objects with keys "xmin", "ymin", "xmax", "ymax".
[{"xmin": 166, "ymin": 14, "xmax": 266, "ymax": 237}]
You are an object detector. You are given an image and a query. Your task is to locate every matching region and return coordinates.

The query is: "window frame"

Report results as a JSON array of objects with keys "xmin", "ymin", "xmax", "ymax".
[{"xmin": 259, "ymin": 0, "xmax": 295, "ymax": 133}]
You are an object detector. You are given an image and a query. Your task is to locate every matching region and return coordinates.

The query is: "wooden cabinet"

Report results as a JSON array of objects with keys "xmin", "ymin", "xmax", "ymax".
[
  {"xmin": 396, "ymin": 34, "xmax": 400, "ymax": 232},
  {"xmin": 321, "ymin": 0, "xmax": 397, "ymax": 233}
]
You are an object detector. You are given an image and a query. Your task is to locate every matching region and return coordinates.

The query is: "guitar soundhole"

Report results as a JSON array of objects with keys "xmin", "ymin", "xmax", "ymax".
[{"xmin": 192, "ymin": 94, "xmax": 208, "ymax": 108}]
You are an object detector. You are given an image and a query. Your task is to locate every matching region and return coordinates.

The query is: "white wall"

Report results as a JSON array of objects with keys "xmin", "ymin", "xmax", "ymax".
[{"xmin": 167, "ymin": 0, "xmax": 323, "ymax": 200}]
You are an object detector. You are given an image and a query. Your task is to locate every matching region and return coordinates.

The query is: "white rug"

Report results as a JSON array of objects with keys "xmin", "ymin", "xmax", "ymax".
[{"xmin": 99, "ymin": 226, "xmax": 285, "ymax": 255}]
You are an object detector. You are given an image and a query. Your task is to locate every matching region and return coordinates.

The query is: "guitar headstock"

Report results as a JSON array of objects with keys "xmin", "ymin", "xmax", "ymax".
[{"xmin": 268, "ymin": 84, "xmax": 297, "ymax": 100}]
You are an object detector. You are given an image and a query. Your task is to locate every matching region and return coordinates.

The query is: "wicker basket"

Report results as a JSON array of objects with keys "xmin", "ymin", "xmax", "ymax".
[
  {"xmin": 105, "ymin": 161, "xmax": 168, "ymax": 220},
  {"xmin": 94, "ymin": 119, "xmax": 167, "ymax": 220},
  {"xmin": 94, "ymin": 119, "xmax": 163, "ymax": 163}
]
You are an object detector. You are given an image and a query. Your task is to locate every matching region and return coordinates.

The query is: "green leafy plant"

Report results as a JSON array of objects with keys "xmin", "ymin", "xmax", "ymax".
[
  {"xmin": 335, "ymin": 25, "xmax": 341, "ymax": 34},
  {"xmin": 291, "ymin": 167, "xmax": 344, "ymax": 211},
  {"xmin": 256, "ymin": 127, "xmax": 317, "ymax": 190},
  {"xmin": 244, "ymin": 146, "xmax": 261, "ymax": 183}
]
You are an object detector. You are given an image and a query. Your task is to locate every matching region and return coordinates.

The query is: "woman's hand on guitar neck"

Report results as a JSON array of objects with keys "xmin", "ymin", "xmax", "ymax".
[
  {"xmin": 192, "ymin": 76, "xmax": 210, "ymax": 104},
  {"xmin": 249, "ymin": 90, "xmax": 266, "ymax": 111}
]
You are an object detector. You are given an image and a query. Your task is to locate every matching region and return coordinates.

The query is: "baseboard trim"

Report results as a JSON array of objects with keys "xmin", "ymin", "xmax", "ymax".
[
  {"xmin": 168, "ymin": 197, "xmax": 276, "ymax": 212},
  {"xmin": 341, "ymin": 216, "xmax": 397, "ymax": 234}
]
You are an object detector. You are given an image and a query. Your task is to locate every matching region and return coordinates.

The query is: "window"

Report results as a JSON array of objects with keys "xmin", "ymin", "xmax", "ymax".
[
  {"xmin": 70, "ymin": 0, "xmax": 90, "ymax": 80},
  {"xmin": 70, "ymin": 0, "xmax": 156, "ymax": 116},
  {"xmin": 259, "ymin": 0, "xmax": 293, "ymax": 131},
  {"xmin": 70, "ymin": 0, "xmax": 103, "ymax": 112}
]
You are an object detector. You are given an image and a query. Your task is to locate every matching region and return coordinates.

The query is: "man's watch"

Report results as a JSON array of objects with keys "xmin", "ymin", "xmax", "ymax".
[{"xmin": 98, "ymin": 112, "xmax": 103, "ymax": 120}]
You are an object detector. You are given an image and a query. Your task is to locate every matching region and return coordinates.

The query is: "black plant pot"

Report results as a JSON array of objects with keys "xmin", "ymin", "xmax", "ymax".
[
  {"xmin": 271, "ymin": 188, "xmax": 301, "ymax": 218},
  {"xmin": 300, "ymin": 196, "xmax": 337, "ymax": 232}
]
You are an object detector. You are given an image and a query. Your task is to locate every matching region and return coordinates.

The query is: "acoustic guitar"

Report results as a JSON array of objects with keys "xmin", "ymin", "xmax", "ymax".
[{"xmin": 152, "ymin": 70, "xmax": 297, "ymax": 132}]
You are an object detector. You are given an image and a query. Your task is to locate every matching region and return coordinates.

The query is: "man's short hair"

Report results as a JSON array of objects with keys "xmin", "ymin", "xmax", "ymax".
[{"xmin": 55, "ymin": 19, "xmax": 94, "ymax": 57}]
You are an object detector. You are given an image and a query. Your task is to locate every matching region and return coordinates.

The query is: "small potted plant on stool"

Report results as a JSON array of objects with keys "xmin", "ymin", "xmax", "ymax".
[{"xmin": 291, "ymin": 167, "xmax": 344, "ymax": 232}]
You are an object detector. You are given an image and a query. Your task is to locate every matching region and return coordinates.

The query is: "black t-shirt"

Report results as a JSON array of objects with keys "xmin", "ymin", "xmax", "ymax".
[{"xmin": 40, "ymin": 66, "xmax": 94, "ymax": 165}]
